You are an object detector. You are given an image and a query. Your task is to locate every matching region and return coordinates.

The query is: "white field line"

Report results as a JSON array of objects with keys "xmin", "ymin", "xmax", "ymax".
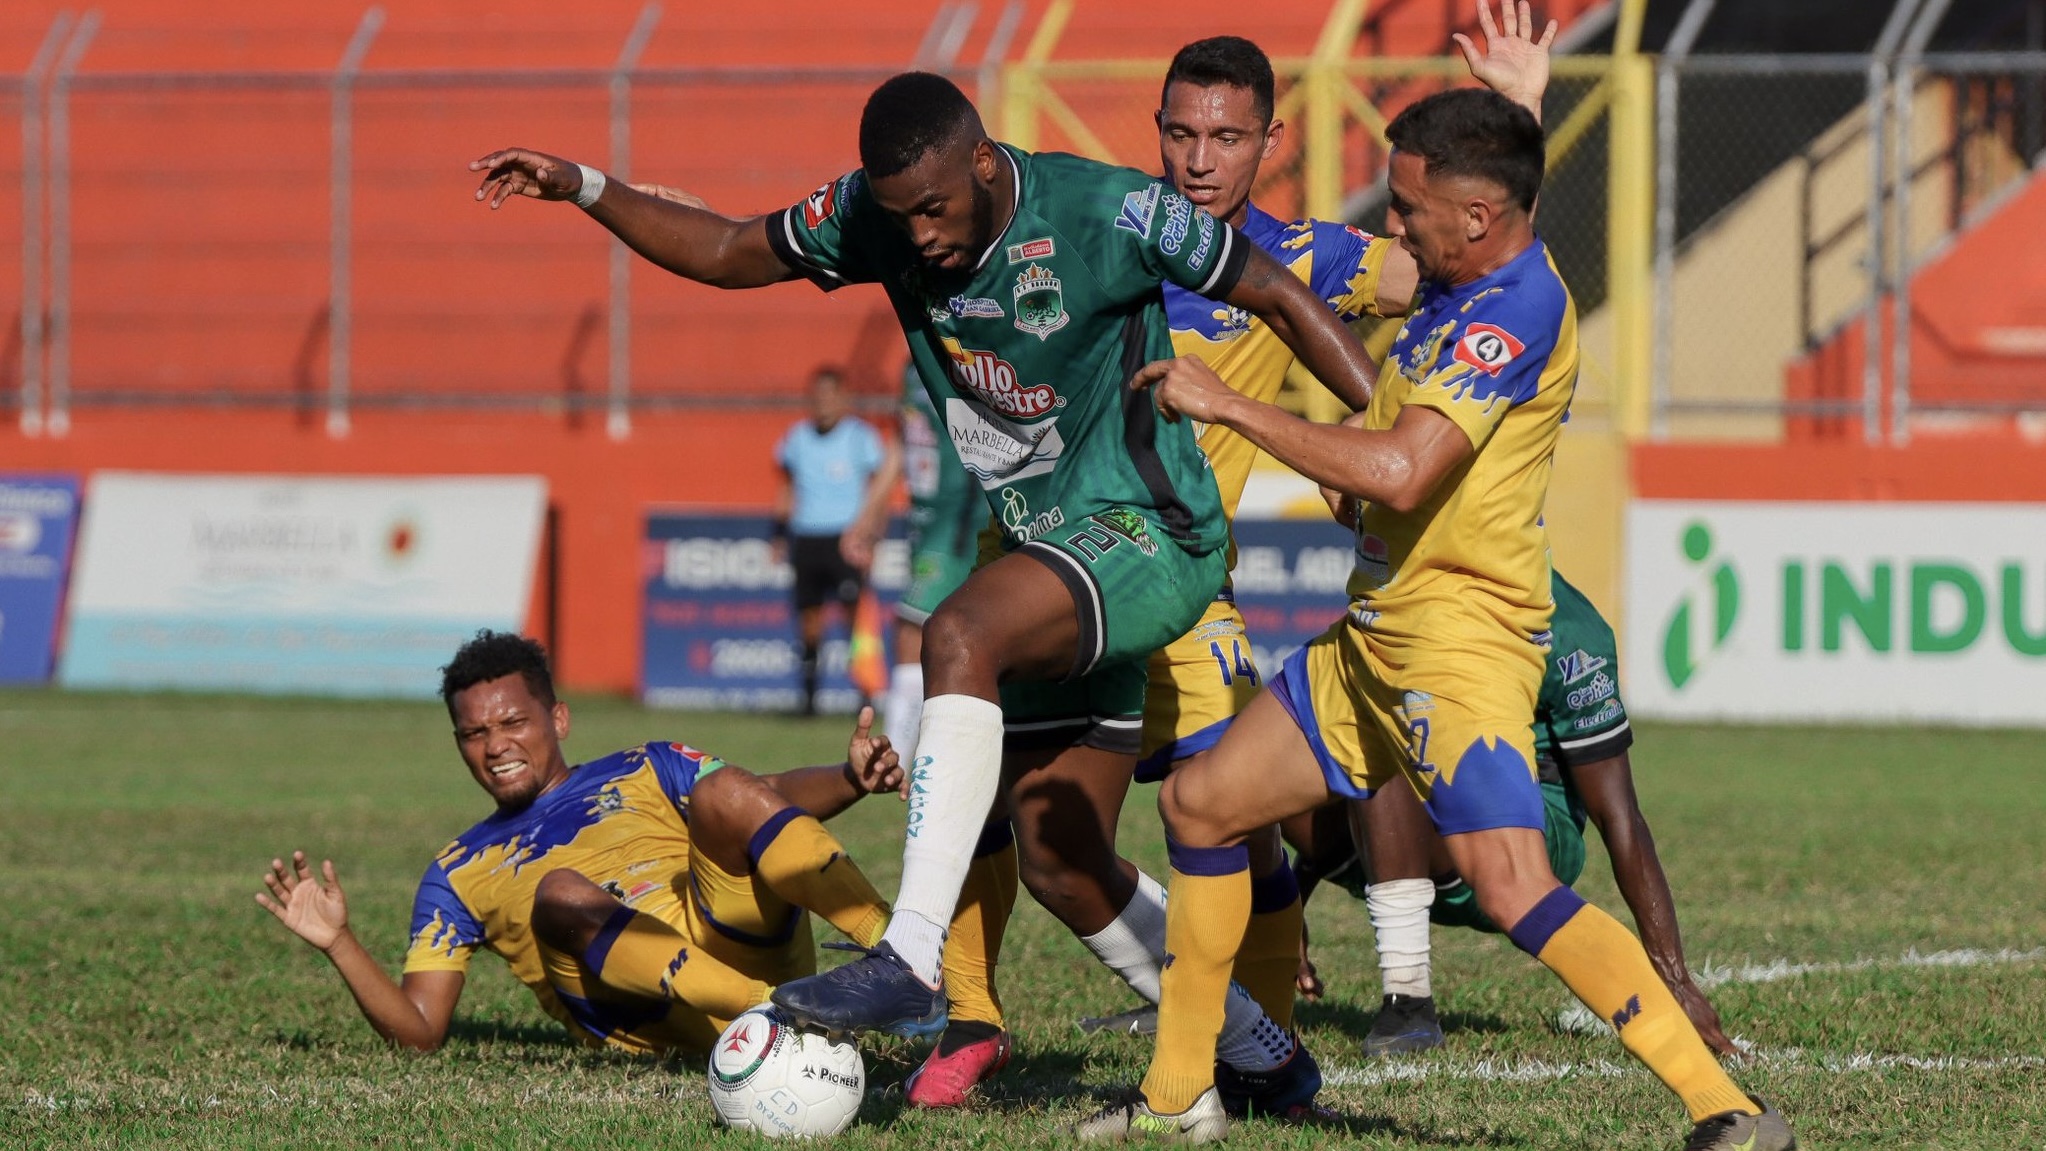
[
  {"xmin": 1555, "ymin": 946, "xmax": 2046, "ymax": 1036},
  {"xmin": 1323, "ymin": 1047, "xmax": 2046, "ymax": 1089}
]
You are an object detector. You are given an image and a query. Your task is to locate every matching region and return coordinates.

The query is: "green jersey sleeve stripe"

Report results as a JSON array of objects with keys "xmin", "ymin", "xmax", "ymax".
[
  {"xmin": 764, "ymin": 209, "xmax": 845, "ymax": 288},
  {"xmin": 1114, "ymin": 310, "xmax": 1199, "ymax": 544}
]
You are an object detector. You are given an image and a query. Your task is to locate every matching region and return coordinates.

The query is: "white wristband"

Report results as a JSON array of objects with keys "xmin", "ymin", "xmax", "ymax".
[{"xmin": 573, "ymin": 163, "xmax": 607, "ymax": 209}]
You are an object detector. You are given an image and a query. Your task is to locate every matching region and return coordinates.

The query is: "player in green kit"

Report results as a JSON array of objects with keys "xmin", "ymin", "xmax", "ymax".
[{"xmin": 471, "ymin": 71, "xmax": 1382, "ymax": 1041}]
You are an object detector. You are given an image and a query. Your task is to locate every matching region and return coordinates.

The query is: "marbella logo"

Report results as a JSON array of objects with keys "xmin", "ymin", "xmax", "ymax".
[{"xmin": 1661, "ymin": 521, "xmax": 1740, "ymax": 690}]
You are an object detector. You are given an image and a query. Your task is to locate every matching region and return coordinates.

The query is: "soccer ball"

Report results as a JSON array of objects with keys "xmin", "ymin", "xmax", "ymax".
[{"xmin": 707, "ymin": 1005, "xmax": 865, "ymax": 1138}]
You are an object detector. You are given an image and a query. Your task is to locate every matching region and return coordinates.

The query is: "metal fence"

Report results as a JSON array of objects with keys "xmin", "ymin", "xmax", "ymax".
[
  {"xmin": 5, "ymin": 3, "xmax": 1021, "ymax": 440},
  {"xmin": 1652, "ymin": 0, "xmax": 2046, "ymax": 443}
]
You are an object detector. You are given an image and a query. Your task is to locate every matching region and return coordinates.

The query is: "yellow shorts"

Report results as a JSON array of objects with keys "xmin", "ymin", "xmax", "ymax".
[
  {"xmin": 537, "ymin": 853, "xmax": 816, "ymax": 1056},
  {"xmin": 1268, "ymin": 615, "xmax": 1548, "ymax": 835},
  {"xmin": 1135, "ymin": 597, "xmax": 1264, "ymax": 781}
]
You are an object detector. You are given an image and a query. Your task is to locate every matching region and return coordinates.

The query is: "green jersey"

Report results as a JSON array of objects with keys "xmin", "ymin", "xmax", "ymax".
[
  {"xmin": 900, "ymin": 363, "xmax": 980, "ymax": 559},
  {"xmin": 767, "ymin": 145, "xmax": 1243, "ymax": 556}
]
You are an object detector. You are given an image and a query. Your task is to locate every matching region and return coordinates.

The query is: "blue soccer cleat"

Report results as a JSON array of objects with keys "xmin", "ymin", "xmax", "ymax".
[{"xmin": 769, "ymin": 941, "xmax": 948, "ymax": 1040}]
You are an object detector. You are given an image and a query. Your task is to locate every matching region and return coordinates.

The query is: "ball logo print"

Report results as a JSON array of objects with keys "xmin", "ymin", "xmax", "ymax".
[
  {"xmin": 708, "ymin": 1005, "xmax": 865, "ymax": 1138},
  {"xmin": 1661, "ymin": 521, "xmax": 1741, "ymax": 691}
]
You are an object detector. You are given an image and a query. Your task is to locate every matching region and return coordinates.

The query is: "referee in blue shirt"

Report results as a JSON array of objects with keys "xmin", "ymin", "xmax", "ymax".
[{"xmin": 775, "ymin": 366, "xmax": 896, "ymax": 715}]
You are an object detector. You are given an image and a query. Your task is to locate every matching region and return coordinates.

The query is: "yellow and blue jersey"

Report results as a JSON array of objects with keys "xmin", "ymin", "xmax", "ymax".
[
  {"xmin": 1351, "ymin": 237, "xmax": 1577, "ymax": 655},
  {"xmin": 1165, "ymin": 203, "xmax": 1399, "ymax": 521},
  {"xmin": 402, "ymin": 742, "xmax": 719, "ymax": 1000}
]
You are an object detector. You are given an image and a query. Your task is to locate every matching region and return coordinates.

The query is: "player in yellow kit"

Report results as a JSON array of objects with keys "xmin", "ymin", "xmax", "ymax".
[
  {"xmin": 1081, "ymin": 82, "xmax": 1796, "ymax": 1149},
  {"xmin": 257, "ymin": 631, "xmax": 899, "ymax": 1056}
]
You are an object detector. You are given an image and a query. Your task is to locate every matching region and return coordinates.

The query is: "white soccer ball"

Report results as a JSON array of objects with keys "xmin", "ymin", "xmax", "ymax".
[{"xmin": 707, "ymin": 1005, "xmax": 866, "ymax": 1138}]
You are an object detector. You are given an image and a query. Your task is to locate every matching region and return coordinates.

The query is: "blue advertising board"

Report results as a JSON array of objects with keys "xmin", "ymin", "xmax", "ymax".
[
  {"xmin": 0, "ymin": 474, "xmax": 81, "ymax": 684},
  {"xmin": 643, "ymin": 513, "xmax": 906, "ymax": 711},
  {"xmin": 641, "ymin": 511, "xmax": 1356, "ymax": 710}
]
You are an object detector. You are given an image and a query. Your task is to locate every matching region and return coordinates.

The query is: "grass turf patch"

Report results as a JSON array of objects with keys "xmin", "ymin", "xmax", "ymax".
[{"xmin": 1, "ymin": 689, "xmax": 2041, "ymax": 1148}]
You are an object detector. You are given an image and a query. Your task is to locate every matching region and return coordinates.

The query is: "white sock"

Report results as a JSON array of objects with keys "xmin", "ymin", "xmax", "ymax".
[
  {"xmin": 1078, "ymin": 869, "xmax": 1294, "ymax": 1073},
  {"xmin": 1079, "ymin": 869, "xmax": 1169, "ymax": 1001},
  {"xmin": 883, "ymin": 662, "xmax": 925, "ymax": 764},
  {"xmin": 1367, "ymin": 877, "xmax": 1435, "ymax": 998},
  {"xmin": 881, "ymin": 693, "xmax": 1004, "ymax": 985}
]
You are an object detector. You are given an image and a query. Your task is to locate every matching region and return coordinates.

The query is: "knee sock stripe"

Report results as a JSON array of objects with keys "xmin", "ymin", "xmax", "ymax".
[
  {"xmin": 1167, "ymin": 838, "xmax": 1249, "ymax": 878},
  {"xmin": 1248, "ymin": 857, "xmax": 1299, "ymax": 914},
  {"xmin": 1507, "ymin": 884, "xmax": 1588, "ymax": 957},
  {"xmin": 583, "ymin": 904, "xmax": 640, "ymax": 974},
  {"xmin": 745, "ymin": 806, "xmax": 805, "ymax": 871},
  {"xmin": 973, "ymin": 818, "xmax": 1015, "ymax": 858}
]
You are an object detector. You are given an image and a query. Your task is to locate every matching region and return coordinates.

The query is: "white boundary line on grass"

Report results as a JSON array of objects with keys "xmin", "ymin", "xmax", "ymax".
[
  {"xmin": 1554, "ymin": 945, "xmax": 2045, "ymax": 1036},
  {"xmin": 1323, "ymin": 1047, "xmax": 2046, "ymax": 1089}
]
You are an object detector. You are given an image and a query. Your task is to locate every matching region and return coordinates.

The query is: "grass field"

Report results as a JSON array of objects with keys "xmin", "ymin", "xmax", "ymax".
[{"xmin": 2, "ymin": 688, "xmax": 2043, "ymax": 1149}]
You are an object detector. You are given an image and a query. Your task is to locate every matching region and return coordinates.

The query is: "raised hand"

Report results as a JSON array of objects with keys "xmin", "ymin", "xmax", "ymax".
[
  {"xmin": 1453, "ymin": 0, "xmax": 1557, "ymax": 120},
  {"xmin": 845, "ymin": 705, "xmax": 905, "ymax": 797},
  {"xmin": 256, "ymin": 851, "xmax": 351, "ymax": 953},
  {"xmin": 469, "ymin": 148, "xmax": 586, "ymax": 209}
]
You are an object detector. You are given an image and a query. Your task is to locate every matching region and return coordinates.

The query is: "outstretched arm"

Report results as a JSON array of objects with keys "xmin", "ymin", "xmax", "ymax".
[
  {"xmin": 763, "ymin": 706, "xmax": 906, "ymax": 820},
  {"xmin": 1222, "ymin": 243, "xmax": 1380, "ymax": 411},
  {"xmin": 257, "ymin": 852, "xmax": 463, "ymax": 1051},
  {"xmin": 469, "ymin": 149, "xmax": 796, "ymax": 289},
  {"xmin": 1570, "ymin": 755, "xmax": 1737, "ymax": 1056},
  {"xmin": 1137, "ymin": 354, "xmax": 1472, "ymax": 514}
]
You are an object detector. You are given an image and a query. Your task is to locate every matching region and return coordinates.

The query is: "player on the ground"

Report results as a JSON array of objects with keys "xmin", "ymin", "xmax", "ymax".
[
  {"xmin": 1076, "ymin": 88, "xmax": 1795, "ymax": 1149},
  {"xmin": 471, "ymin": 71, "xmax": 1384, "ymax": 1047},
  {"xmin": 1281, "ymin": 570, "xmax": 1736, "ymax": 1058},
  {"xmin": 256, "ymin": 631, "xmax": 900, "ymax": 1055}
]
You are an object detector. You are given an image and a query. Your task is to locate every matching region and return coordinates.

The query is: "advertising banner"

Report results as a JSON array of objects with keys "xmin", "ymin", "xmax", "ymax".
[
  {"xmin": 0, "ymin": 474, "xmax": 81, "ymax": 684},
  {"xmin": 1625, "ymin": 500, "xmax": 2046, "ymax": 725},
  {"xmin": 62, "ymin": 473, "xmax": 547, "ymax": 698},
  {"xmin": 642, "ymin": 513, "xmax": 907, "ymax": 711},
  {"xmin": 641, "ymin": 513, "xmax": 1357, "ymax": 710}
]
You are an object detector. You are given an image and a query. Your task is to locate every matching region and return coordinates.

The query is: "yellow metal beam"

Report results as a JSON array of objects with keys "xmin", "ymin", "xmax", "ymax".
[
  {"xmin": 1305, "ymin": 0, "xmax": 1370, "ymax": 225},
  {"xmin": 1607, "ymin": 0, "xmax": 1654, "ymax": 441},
  {"xmin": 1543, "ymin": 76, "xmax": 1610, "ymax": 171},
  {"xmin": 1022, "ymin": 0, "xmax": 1074, "ymax": 64},
  {"xmin": 1038, "ymin": 84, "xmax": 1121, "ymax": 164},
  {"xmin": 1000, "ymin": 0, "xmax": 1076, "ymax": 150}
]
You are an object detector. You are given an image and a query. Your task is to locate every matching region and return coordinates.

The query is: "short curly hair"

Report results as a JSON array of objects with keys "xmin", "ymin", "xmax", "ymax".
[{"xmin": 440, "ymin": 630, "xmax": 556, "ymax": 716}]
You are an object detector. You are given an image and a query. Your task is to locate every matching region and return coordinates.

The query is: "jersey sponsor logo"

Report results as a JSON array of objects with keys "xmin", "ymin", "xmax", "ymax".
[
  {"xmin": 1575, "ymin": 698, "xmax": 1622, "ymax": 730},
  {"xmin": 1005, "ymin": 236, "xmax": 1056, "ymax": 262},
  {"xmin": 1187, "ymin": 210, "xmax": 1217, "ymax": 271},
  {"xmin": 1011, "ymin": 264, "xmax": 1070, "ymax": 341},
  {"xmin": 1452, "ymin": 322, "xmax": 1524, "ymax": 376},
  {"xmin": 1089, "ymin": 509, "xmax": 1159, "ymax": 557},
  {"xmin": 1159, "ymin": 194, "xmax": 1194, "ymax": 256},
  {"xmin": 1555, "ymin": 648, "xmax": 1608, "ymax": 685},
  {"xmin": 1116, "ymin": 184, "xmax": 1161, "ymax": 235},
  {"xmin": 1353, "ymin": 531, "xmax": 1391, "ymax": 584},
  {"xmin": 940, "ymin": 336, "xmax": 1060, "ymax": 416},
  {"xmin": 1564, "ymin": 670, "xmax": 1617, "ymax": 712},
  {"xmin": 945, "ymin": 397, "xmax": 1066, "ymax": 488},
  {"xmin": 929, "ymin": 295, "xmax": 1005, "ymax": 322},
  {"xmin": 801, "ymin": 181, "xmax": 836, "ymax": 229},
  {"xmin": 1000, "ymin": 487, "xmax": 1065, "ymax": 543}
]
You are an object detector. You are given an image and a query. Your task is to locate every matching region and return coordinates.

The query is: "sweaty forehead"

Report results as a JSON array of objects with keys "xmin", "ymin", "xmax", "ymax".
[
  {"xmin": 1160, "ymin": 81, "xmax": 1263, "ymax": 130},
  {"xmin": 453, "ymin": 674, "xmax": 540, "ymax": 725}
]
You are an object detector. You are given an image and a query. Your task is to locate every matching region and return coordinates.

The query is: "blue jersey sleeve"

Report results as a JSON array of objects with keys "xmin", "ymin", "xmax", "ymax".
[
  {"xmin": 402, "ymin": 854, "xmax": 487, "ymax": 973},
  {"xmin": 644, "ymin": 740, "xmax": 727, "ymax": 814},
  {"xmin": 856, "ymin": 419, "xmax": 884, "ymax": 474},
  {"xmin": 1302, "ymin": 221, "xmax": 1397, "ymax": 322}
]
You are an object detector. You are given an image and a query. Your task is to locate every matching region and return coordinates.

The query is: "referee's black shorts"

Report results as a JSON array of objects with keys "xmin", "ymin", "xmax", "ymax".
[{"xmin": 789, "ymin": 533, "xmax": 864, "ymax": 611}]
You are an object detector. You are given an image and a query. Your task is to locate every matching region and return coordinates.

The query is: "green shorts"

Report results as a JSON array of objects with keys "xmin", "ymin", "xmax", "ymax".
[
  {"xmin": 1000, "ymin": 507, "xmax": 1227, "ymax": 756},
  {"xmin": 896, "ymin": 545, "xmax": 977, "ymax": 626},
  {"xmin": 1430, "ymin": 780, "xmax": 1588, "ymax": 933}
]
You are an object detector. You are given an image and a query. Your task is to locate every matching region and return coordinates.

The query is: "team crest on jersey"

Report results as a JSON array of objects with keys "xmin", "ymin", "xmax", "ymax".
[
  {"xmin": 1006, "ymin": 236, "xmax": 1055, "ymax": 263},
  {"xmin": 1452, "ymin": 322, "xmax": 1524, "ymax": 376},
  {"xmin": 1012, "ymin": 264, "xmax": 1070, "ymax": 340},
  {"xmin": 801, "ymin": 182, "xmax": 836, "ymax": 229},
  {"xmin": 1089, "ymin": 509, "xmax": 1158, "ymax": 557},
  {"xmin": 941, "ymin": 335, "xmax": 1061, "ymax": 417},
  {"xmin": 1116, "ymin": 184, "xmax": 1161, "ymax": 235}
]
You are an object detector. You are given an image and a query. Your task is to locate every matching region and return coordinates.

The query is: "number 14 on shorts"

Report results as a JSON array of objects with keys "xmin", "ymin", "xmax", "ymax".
[{"xmin": 1208, "ymin": 640, "xmax": 1259, "ymax": 687}]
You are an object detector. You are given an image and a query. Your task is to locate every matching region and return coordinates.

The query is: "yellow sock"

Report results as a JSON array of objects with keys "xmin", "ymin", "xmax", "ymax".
[
  {"xmin": 1141, "ymin": 839, "xmax": 1250, "ymax": 1115},
  {"xmin": 1509, "ymin": 887, "xmax": 1754, "ymax": 1122},
  {"xmin": 942, "ymin": 822, "xmax": 1020, "ymax": 1030},
  {"xmin": 1234, "ymin": 859, "xmax": 1303, "ymax": 1031},
  {"xmin": 586, "ymin": 905, "xmax": 769, "ymax": 1018},
  {"xmin": 750, "ymin": 808, "xmax": 891, "ymax": 948}
]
